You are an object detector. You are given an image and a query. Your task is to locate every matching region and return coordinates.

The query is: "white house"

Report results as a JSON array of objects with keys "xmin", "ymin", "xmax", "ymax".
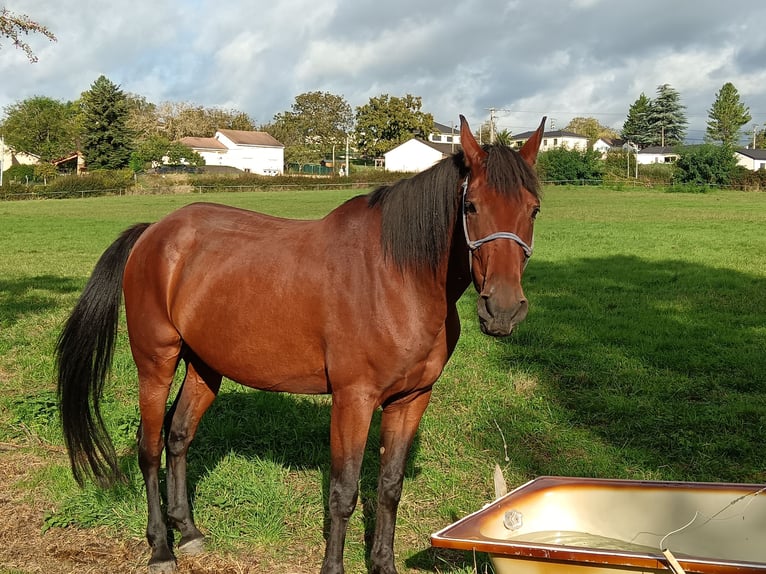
[
  {"xmin": 592, "ymin": 137, "xmax": 630, "ymax": 155},
  {"xmin": 0, "ymin": 141, "xmax": 39, "ymax": 173},
  {"xmin": 509, "ymin": 129, "xmax": 587, "ymax": 152},
  {"xmin": 735, "ymin": 148, "xmax": 766, "ymax": 171},
  {"xmin": 384, "ymin": 138, "xmax": 456, "ymax": 172},
  {"xmin": 428, "ymin": 121, "xmax": 461, "ymax": 148},
  {"xmin": 179, "ymin": 129, "xmax": 284, "ymax": 175},
  {"xmin": 636, "ymin": 146, "xmax": 680, "ymax": 165}
]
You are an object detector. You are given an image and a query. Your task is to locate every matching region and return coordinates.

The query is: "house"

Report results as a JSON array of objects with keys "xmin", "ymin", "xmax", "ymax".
[
  {"xmin": 636, "ymin": 146, "xmax": 680, "ymax": 165},
  {"xmin": 179, "ymin": 129, "xmax": 284, "ymax": 175},
  {"xmin": 509, "ymin": 129, "xmax": 587, "ymax": 152},
  {"xmin": 0, "ymin": 143, "xmax": 39, "ymax": 172},
  {"xmin": 384, "ymin": 138, "xmax": 459, "ymax": 173},
  {"xmin": 428, "ymin": 121, "xmax": 461, "ymax": 149},
  {"xmin": 734, "ymin": 148, "xmax": 766, "ymax": 171},
  {"xmin": 592, "ymin": 137, "xmax": 629, "ymax": 155},
  {"xmin": 52, "ymin": 151, "xmax": 86, "ymax": 175}
]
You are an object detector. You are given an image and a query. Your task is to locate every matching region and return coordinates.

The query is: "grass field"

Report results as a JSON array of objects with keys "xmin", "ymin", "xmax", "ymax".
[{"xmin": 1, "ymin": 185, "xmax": 765, "ymax": 573}]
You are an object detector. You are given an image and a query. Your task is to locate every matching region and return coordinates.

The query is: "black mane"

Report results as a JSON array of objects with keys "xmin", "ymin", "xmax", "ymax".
[{"xmin": 367, "ymin": 144, "xmax": 540, "ymax": 271}]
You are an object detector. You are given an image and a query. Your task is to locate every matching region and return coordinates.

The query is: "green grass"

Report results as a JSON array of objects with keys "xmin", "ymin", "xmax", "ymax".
[{"xmin": 1, "ymin": 186, "xmax": 765, "ymax": 572}]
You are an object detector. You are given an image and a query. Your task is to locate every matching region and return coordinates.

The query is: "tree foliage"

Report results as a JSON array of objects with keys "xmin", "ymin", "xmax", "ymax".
[
  {"xmin": 621, "ymin": 93, "xmax": 653, "ymax": 148},
  {"xmin": 648, "ymin": 84, "xmax": 687, "ymax": 146},
  {"xmin": 536, "ymin": 148, "xmax": 604, "ymax": 183},
  {"xmin": 0, "ymin": 8, "xmax": 56, "ymax": 62},
  {"xmin": 129, "ymin": 135, "xmax": 204, "ymax": 172},
  {"xmin": 80, "ymin": 75, "xmax": 133, "ymax": 169},
  {"xmin": 1, "ymin": 96, "xmax": 80, "ymax": 161},
  {"xmin": 354, "ymin": 94, "xmax": 434, "ymax": 157},
  {"xmin": 565, "ymin": 117, "xmax": 618, "ymax": 144},
  {"xmin": 673, "ymin": 144, "xmax": 738, "ymax": 186},
  {"xmin": 623, "ymin": 86, "xmax": 688, "ymax": 148},
  {"xmin": 128, "ymin": 99, "xmax": 255, "ymax": 143},
  {"xmin": 706, "ymin": 82, "xmax": 751, "ymax": 146},
  {"xmin": 265, "ymin": 91, "xmax": 353, "ymax": 165}
]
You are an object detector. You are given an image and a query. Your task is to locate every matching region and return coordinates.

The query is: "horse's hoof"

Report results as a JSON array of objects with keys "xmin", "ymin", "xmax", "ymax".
[
  {"xmin": 178, "ymin": 536, "xmax": 206, "ymax": 556},
  {"xmin": 148, "ymin": 560, "xmax": 177, "ymax": 574}
]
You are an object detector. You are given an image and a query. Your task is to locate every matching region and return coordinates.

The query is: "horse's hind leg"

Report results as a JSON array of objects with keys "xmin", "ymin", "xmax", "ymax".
[
  {"xmin": 165, "ymin": 354, "xmax": 221, "ymax": 554},
  {"xmin": 135, "ymin": 347, "xmax": 182, "ymax": 574}
]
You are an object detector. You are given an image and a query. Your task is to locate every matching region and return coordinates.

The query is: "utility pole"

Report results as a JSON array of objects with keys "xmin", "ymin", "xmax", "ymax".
[{"xmin": 485, "ymin": 107, "xmax": 510, "ymax": 144}]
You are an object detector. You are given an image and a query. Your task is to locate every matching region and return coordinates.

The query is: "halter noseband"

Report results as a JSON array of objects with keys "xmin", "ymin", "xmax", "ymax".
[{"xmin": 461, "ymin": 176, "xmax": 533, "ymax": 268}]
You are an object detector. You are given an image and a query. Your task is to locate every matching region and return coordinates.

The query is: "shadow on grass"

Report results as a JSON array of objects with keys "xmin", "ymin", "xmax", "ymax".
[
  {"xmin": 178, "ymin": 389, "xmax": 422, "ymax": 569},
  {"xmin": 484, "ymin": 255, "xmax": 766, "ymax": 481},
  {"xmin": 0, "ymin": 275, "xmax": 82, "ymax": 327}
]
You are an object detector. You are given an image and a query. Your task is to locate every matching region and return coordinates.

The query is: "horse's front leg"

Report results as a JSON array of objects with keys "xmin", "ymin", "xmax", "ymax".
[
  {"xmin": 370, "ymin": 389, "xmax": 433, "ymax": 574},
  {"xmin": 320, "ymin": 390, "xmax": 376, "ymax": 574}
]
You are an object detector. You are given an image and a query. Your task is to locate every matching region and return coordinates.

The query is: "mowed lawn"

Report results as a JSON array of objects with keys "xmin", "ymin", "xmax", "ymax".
[{"xmin": 0, "ymin": 185, "xmax": 765, "ymax": 573}]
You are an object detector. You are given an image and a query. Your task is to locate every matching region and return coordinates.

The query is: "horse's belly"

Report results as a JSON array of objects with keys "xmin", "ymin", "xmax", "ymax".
[{"xmin": 222, "ymin": 362, "xmax": 331, "ymax": 395}]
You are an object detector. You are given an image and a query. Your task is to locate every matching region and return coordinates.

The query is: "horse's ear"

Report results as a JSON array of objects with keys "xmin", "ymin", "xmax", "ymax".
[
  {"xmin": 459, "ymin": 114, "xmax": 487, "ymax": 169},
  {"xmin": 519, "ymin": 116, "xmax": 547, "ymax": 166}
]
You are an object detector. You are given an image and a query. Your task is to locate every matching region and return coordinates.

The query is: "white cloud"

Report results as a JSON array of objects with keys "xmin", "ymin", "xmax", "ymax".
[{"xmin": 3, "ymin": 0, "xmax": 766, "ymax": 140}]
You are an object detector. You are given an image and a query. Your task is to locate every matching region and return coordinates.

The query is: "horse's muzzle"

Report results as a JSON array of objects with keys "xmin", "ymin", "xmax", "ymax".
[{"xmin": 476, "ymin": 293, "xmax": 528, "ymax": 337}]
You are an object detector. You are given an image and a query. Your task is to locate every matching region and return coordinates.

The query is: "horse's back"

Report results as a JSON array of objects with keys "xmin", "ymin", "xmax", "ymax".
[{"xmin": 123, "ymin": 200, "xmax": 415, "ymax": 393}]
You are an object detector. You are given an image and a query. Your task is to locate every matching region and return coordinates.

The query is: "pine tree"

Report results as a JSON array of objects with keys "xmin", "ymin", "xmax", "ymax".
[
  {"xmin": 648, "ymin": 84, "xmax": 687, "ymax": 147},
  {"xmin": 81, "ymin": 75, "xmax": 133, "ymax": 169},
  {"xmin": 706, "ymin": 82, "xmax": 751, "ymax": 147},
  {"xmin": 621, "ymin": 93, "xmax": 653, "ymax": 148}
]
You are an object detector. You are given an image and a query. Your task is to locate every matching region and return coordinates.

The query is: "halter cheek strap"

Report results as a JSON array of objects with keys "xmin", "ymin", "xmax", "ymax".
[{"xmin": 461, "ymin": 176, "xmax": 534, "ymax": 268}]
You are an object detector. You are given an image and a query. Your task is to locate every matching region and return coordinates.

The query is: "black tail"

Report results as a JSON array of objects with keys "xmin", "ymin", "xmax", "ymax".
[{"xmin": 56, "ymin": 223, "xmax": 151, "ymax": 487}]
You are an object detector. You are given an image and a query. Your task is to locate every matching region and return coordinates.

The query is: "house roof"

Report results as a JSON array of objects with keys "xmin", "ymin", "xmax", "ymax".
[
  {"xmin": 384, "ymin": 138, "xmax": 460, "ymax": 157},
  {"xmin": 432, "ymin": 121, "xmax": 456, "ymax": 134},
  {"xmin": 217, "ymin": 129, "xmax": 284, "ymax": 147},
  {"xmin": 179, "ymin": 136, "xmax": 227, "ymax": 150},
  {"xmin": 735, "ymin": 148, "xmax": 766, "ymax": 160},
  {"xmin": 595, "ymin": 137, "xmax": 627, "ymax": 147},
  {"xmin": 638, "ymin": 146, "xmax": 679, "ymax": 155},
  {"xmin": 511, "ymin": 129, "xmax": 586, "ymax": 141}
]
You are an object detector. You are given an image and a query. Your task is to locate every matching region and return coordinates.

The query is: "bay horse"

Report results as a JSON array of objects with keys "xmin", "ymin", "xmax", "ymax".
[{"xmin": 56, "ymin": 115, "xmax": 545, "ymax": 574}]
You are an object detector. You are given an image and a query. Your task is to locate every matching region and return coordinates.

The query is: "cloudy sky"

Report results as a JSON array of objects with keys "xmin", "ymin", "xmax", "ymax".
[{"xmin": 3, "ymin": 0, "xmax": 766, "ymax": 143}]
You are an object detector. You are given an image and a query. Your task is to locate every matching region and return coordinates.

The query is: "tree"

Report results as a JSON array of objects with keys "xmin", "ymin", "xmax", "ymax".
[
  {"xmin": 266, "ymin": 91, "xmax": 353, "ymax": 165},
  {"xmin": 621, "ymin": 93, "xmax": 654, "ymax": 148},
  {"xmin": 1, "ymin": 96, "xmax": 80, "ymax": 161},
  {"xmin": 495, "ymin": 129, "xmax": 513, "ymax": 146},
  {"xmin": 80, "ymin": 75, "xmax": 133, "ymax": 169},
  {"xmin": 648, "ymin": 84, "xmax": 687, "ymax": 146},
  {"xmin": 674, "ymin": 144, "xmax": 738, "ymax": 186},
  {"xmin": 129, "ymin": 135, "xmax": 204, "ymax": 171},
  {"xmin": 354, "ymin": 94, "xmax": 434, "ymax": 157},
  {"xmin": 566, "ymin": 117, "xmax": 618, "ymax": 145},
  {"xmin": 140, "ymin": 101, "xmax": 255, "ymax": 142},
  {"xmin": 473, "ymin": 122, "xmax": 492, "ymax": 145},
  {"xmin": 0, "ymin": 7, "xmax": 56, "ymax": 62},
  {"xmin": 706, "ymin": 82, "xmax": 751, "ymax": 146},
  {"xmin": 536, "ymin": 148, "xmax": 604, "ymax": 183}
]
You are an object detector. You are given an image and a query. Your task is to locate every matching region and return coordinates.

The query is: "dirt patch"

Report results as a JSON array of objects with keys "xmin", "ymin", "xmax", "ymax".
[{"xmin": 0, "ymin": 447, "xmax": 317, "ymax": 574}]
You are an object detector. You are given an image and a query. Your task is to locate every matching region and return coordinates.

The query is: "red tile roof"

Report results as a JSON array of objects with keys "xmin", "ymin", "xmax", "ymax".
[
  {"xmin": 179, "ymin": 136, "xmax": 227, "ymax": 150},
  {"xmin": 217, "ymin": 129, "xmax": 284, "ymax": 147}
]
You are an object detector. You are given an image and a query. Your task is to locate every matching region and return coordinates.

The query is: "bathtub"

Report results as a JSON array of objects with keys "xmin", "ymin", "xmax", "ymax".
[{"xmin": 430, "ymin": 476, "xmax": 766, "ymax": 573}]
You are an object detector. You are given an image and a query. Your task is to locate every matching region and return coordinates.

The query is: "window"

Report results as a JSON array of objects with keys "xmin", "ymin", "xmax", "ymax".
[
  {"xmin": 446, "ymin": 136, "xmax": 452, "ymax": 143},
  {"xmin": 553, "ymin": 138, "xmax": 558, "ymax": 147}
]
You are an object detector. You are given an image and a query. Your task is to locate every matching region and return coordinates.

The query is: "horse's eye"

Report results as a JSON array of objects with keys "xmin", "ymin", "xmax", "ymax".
[
  {"xmin": 531, "ymin": 207, "xmax": 540, "ymax": 220},
  {"xmin": 464, "ymin": 200, "xmax": 477, "ymax": 214}
]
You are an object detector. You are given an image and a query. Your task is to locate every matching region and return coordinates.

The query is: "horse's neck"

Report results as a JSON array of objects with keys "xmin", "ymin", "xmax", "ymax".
[{"xmin": 445, "ymin": 228, "xmax": 472, "ymax": 305}]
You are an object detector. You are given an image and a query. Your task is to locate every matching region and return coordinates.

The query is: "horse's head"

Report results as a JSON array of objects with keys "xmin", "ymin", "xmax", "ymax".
[{"xmin": 459, "ymin": 114, "xmax": 545, "ymax": 337}]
